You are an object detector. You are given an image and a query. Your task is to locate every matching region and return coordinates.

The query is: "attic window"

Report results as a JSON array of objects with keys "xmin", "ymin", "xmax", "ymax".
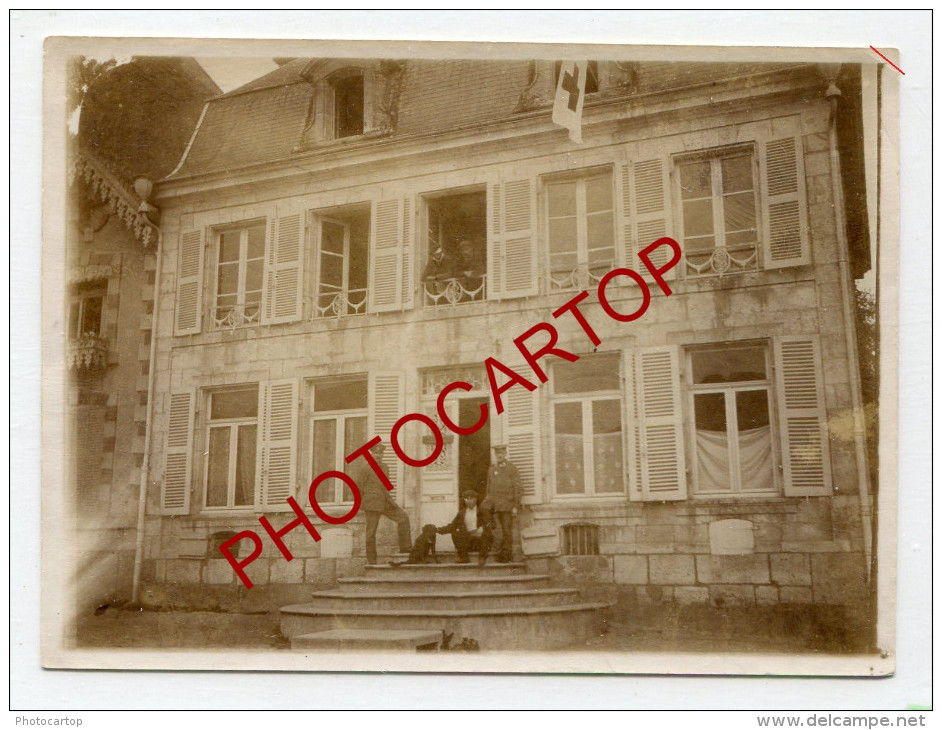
[{"xmin": 332, "ymin": 73, "xmax": 364, "ymax": 139}]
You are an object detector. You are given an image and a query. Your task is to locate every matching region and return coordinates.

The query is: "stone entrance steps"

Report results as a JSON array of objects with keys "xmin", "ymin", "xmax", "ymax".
[{"xmin": 281, "ymin": 559, "xmax": 610, "ymax": 651}]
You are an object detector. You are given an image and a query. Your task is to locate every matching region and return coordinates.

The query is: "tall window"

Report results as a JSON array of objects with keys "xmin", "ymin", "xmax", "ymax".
[
  {"xmin": 68, "ymin": 290, "xmax": 104, "ymax": 339},
  {"xmin": 677, "ymin": 148, "xmax": 759, "ymax": 276},
  {"xmin": 205, "ymin": 387, "xmax": 258, "ymax": 509},
  {"xmin": 551, "ymin": 354, "xmax": 624, "ymax": 497},
  {"xmin": 214, "ymin": 222, "xmax": 265, "ymax": 327},
  {"xmin": 546, "ymin": 170, "xmax": 615, "ymax": 290},
  {"xmin": 314, "ymin": 205, "xmax": 369, "ymax": 317},
  {"xmin": 333, "ymin": 73, "xmax": 364, "ymax": 139},
  {"xmin": 687, "ymin": 344, "xmax": 776, "ymax": 495},
  {"xmin": 309, "ymin": 378, "xmax": 368, "ymax": 504},
  {"xmin": 422, "ymin": 189, "xmax": 487, "ymax": 305}
]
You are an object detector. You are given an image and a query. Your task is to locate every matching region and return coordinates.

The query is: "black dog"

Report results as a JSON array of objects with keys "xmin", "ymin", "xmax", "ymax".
[{"xmin": 391, "ymin": 524, "xmax": 438, "ymax": 565}]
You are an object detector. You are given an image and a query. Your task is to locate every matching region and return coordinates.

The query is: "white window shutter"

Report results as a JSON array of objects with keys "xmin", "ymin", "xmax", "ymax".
[
  {"xmin": 624, "ymin": 351, "xmax": 643, "ymax": 501},
  {"xmin": 614, "ymin": 161, "xmax": 631, "ymax": 268},
  {"xmin": 174, "ymin": 229, "xmax": 204, "ymax": 335},
  {"xmin": 760, "ymin": 137, "xmax": 810, "ymax": 269},
  {"xmin": 369, "ymin": 371, "xmax": 405, "ymax": 500},
  {"xmin": 503, "ymin": 379, "xmax": 542, "ymax": 504},
  {"xmin": 774, "ymin": 336, "xmax": 832, "ymax": 496},
  {"xmin": 259, "ymin": 379, "xmax": 298, "ymax": 510},
  {"xmin": 628, "ymin": 155, "xmax": 675, "ymax": 280},
  {"xmin": 370, "ymin": 199, "xmax": 405, "ymax": 312},
  {"xmin": 263, "ymin": 209, "xmax": 304, "ymax": 324},
  {"xmin": 161, "ymin": 390, "xmax": 194, "ymax": 514},
  {"xmin": 487, "ymin": 178, "xmax": 537, "ymax": 299},
  {"xmin": 634, "ymin": 346, "xmax": 687, "ymax": 501},
  {"xmin": 401, "ymin": 197, "xmax": 415, "ymax": 310}
]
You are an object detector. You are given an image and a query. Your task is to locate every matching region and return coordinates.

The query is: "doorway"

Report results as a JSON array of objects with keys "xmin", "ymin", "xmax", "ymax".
[{"xmin": 458, "ymin": 397, "xmax": 490, "ymax": 502}]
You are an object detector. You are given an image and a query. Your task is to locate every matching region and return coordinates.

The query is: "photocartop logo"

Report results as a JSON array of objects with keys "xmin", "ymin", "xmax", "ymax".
[{"xmin": 220, "ymin": 237, "xmax": 683, "ymax": 588}]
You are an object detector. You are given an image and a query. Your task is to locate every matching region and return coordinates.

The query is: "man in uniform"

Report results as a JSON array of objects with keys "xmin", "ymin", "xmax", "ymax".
[
  {"xmin": 484, "ymin": 444, "xmax": 522, "ymax": 563},
  {"xmin": 353, "ymin": 442, "xmax": 412, "ymax": 565}
]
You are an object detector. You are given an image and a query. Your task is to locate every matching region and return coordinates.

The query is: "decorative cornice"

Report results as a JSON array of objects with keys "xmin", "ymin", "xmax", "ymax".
[
  {"xmin": 68, "ymin": 263, "xmax": 120, "ymax": 285},
  {"xmin": 69, "ymin": 150, "xmax": 159, "ymax": 248}
]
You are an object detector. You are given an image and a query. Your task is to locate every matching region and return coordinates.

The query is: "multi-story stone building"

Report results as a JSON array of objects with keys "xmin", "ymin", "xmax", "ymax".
[
  {"xmin": 143, "ymin": 57, "xmax": 876, "ymax": 643},
  {"xmin": 65, "ymin": 57, "xmax": 219, "ymax": 612}
]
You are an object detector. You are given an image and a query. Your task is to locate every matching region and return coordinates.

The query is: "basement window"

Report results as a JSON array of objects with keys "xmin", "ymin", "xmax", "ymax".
[{"xmin": 561, "ymin": 523, "xmax": 600, "ymax": 556}]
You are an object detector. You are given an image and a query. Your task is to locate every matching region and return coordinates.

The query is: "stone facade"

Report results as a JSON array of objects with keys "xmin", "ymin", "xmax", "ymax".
[{"xmin": 141, "ymin": 59, "xmax": 873, "ymax": 636}]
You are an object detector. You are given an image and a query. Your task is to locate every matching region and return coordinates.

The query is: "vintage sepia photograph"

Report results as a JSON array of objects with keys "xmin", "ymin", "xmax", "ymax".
[{"xmin": 40, "ymin": 35, "xmax": 898, "ymax": 676}]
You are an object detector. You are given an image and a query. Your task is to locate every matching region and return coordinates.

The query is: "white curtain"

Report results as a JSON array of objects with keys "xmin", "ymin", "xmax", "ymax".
[{"xmin": 695, "ymin": 425, "xmax": 773, "ymax": 492}]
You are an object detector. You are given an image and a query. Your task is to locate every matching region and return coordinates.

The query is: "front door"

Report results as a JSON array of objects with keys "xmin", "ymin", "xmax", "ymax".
[{"xmin": 419, "ymin": 395, "xmax": 491, "ymax": 552}]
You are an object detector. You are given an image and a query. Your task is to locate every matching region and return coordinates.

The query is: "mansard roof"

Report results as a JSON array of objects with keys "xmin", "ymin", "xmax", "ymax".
[{"xmin": 166, "ymin": 59, "xmax": 802, "ymax": 181}]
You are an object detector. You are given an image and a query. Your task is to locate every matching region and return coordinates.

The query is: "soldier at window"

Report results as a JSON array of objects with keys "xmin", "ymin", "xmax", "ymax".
[
  {"xmin": 455, "ymin": 238, "xmax": 486, "ymax": 291},
  {"xmin": 422, "ymin": 245, "xmax": 455, "ymax": 283}
]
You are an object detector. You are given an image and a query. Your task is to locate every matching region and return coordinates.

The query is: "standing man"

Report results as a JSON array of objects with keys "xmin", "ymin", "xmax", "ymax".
[
  {"xmin": 484, "ymin": 444, "xmax": 522, "ymax": 563},
  {"xmin": 353, "ymin": 442, "xmax": 412, "ymax": 565}
]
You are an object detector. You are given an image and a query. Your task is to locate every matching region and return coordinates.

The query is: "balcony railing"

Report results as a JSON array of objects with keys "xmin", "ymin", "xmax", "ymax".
[
  {"xmin": 213, "ymin": 303, "xmax": 260, "ymax": 330},
  {"xmin": 67, "ymin": 335, "xmax": 109, "ymax": 373},
  {"xmin": 685, "ymin": 244, "xmax": 759, "ymax": 277},
  {"xmin": 549, "ymin": 261, "xmax": 613, "ymax": 291},
  {"xmin": 424, "ymin": 275, "xmax": 486, "ymax": 306},
  {"xmin": 315, "ymin": 288, "xmax": 367, "ymax": 318}
]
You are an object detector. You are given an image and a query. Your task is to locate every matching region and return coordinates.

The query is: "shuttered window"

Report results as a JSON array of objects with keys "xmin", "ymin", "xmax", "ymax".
[
  {"xmin": 369, "ymin": 372, "xmax": 405, "ymax": 501},
  {"xmin": 760, "ymin": 137, "xmax": 810, "ymax": 269},
  {"xmin": 308, "ymin": 377, "xmax": 368, "ymax": 504},
  {"xmin": 550, "ymin": 354, "xmax": 623, "ymax": 498},
  {"xmin": 262, "ymin": 208, "xmax": 305, "ymax": 324},
  {"xmin": 213, "ymin": 222, "xmax": 265, "ymax": 328},
  {"xmin": 686, "ymin": 343, "xmax": 777, "ymax": 496},
  {"xmin": 314, "ymin": 205, "xmax": 370, "ymax": 317},
  {"xmin": 174, "ymin": 229, "xmax": 204, "ymax": 335},
  {"xmin": 204, "ymin": 387, "xmax": 258, "ymax": 509},
  {"xmin": 421, "ymin": 189, "xmax": 487, "ymax": 306},
  {"xmin": 676, "ymin": 148, "xmax": 761, "ymax": 277},
  {"xmin": 369, "ymin": 198, "xmax": 414, "ymax": 313},
  {"xmin": 545, "ymin": 170, "xmax": 615, "ymax": 291}
]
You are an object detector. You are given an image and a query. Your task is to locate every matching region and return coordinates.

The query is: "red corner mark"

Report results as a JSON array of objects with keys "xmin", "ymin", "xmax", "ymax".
[{"xmin": 870, "ymin": 46, "xmax": 905, "ymax": 75}]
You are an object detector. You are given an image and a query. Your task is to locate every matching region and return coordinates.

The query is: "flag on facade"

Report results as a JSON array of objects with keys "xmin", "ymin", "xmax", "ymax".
[{"xmin": 552, "ymin": 60, "xmax": 588, "ymax": 144}]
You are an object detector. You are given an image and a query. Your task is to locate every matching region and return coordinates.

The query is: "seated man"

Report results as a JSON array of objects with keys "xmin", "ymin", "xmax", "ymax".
[{"xmin": 437, "ymin": 490, "xmax": 493, "ymax": 565}]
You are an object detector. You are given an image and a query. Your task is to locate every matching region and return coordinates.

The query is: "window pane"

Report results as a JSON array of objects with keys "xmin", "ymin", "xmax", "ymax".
[
  {"xmin": 548, "ymin": 217, "xmax": 577, "ymax": 254},
  {"xmin": 679, "ymin": 160, "xmax": 712, "ymax": 199},
  {"xmin": 691, "ymin": 347, "xmax": 767, "ymax": 384},
  {"xmin": 321, "ymin": 220, "xmax": 345, "ymax": 255},
  {"xmin": 554, "ymin": 402, "xmax": 584, "ymax": 495},
  {"xmin": 211, "ymin": 388, "xmax": 258, "ymax": 419},
  {"xmin": 207, "ymin": 426, "xmax": 230, "ymax": 507},
  {"xmin": 311, "ymin": 419, "xmax": 337, "ymax": 475},
  {"xmin": 552, "ymin": 354, "xmax": 620, "ymax": 394},
  {"xmin": 247, "ymin": 224, "xmax": 266, "ymax": 259},
  {"xmin": 334, "ymin": 75, "xmax": 364, "ymax": 138},
  {"xmin": 694, "ymin": 392, "xmax": 731, "ymax": 492},
  {"xmin": 584, "ymin": 174, "xmax": 613, "ymax": 214},
  {"xmin": 736, "ymin": 390, "xmax": 774, "ymax": 492},
  {"xmin": 723, "ymin": 192, "xmax": 757, "ymax": 237},
  {"xmin": 320, "ymin": 250, "xmax": 343, "ymax": 287},
  {"xmin": 721, "ymin": 155, "xmax": 753, "ymax": 194},
  {"xmin": 683, "ymin": 199, "xmax": 715, "ymax": 238},
  {"xmin": 68, "ymin": 302, "xmax": 80, "ymax": 339},
  {"xmin": 245, "ymin": 259, "xmax": 264, "ymax": 293},
  {"xmin": 342, "ymin": 416, "xmax": 368, "ymax": 502},
  {"xmin": 735, "ymin": 388, "xmax": 771, "ymax": 430},
  {"xmin": 348, "ymin": 217, "xmax": 370, "ymax": 291},
  {"xmin": 592, "ymin": 399, "xmax": 623, "ymax": 493},
  {"xmin": 314, "ymin": 379, "xmax": 368, "ymax": 411},
  {"xmin": 217, "ymin": 262, "xmax": 239, "ymax": 296},
  {"xmin": 80, "ymin": 296, "xmax": 102, "ymax": 336},
  {"xmin": 219, "ymin": 231, "xmax": 241, "ymax": 263},
  {"xmin": 586, "ymin": 211, "xmax": 614, "ymax": 250},
  {"xmin": 234, "ymin": 424, "xmax": 257, "ymax": 506},
  {"xmin": 547, "ymin": 181, "xmax": 577, "ymax": 217}
]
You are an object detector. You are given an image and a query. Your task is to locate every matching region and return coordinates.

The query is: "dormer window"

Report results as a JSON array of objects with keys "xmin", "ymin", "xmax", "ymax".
[{"xmin": 332, "ymin": 73, "xmax": 364, "ymax": 139}]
